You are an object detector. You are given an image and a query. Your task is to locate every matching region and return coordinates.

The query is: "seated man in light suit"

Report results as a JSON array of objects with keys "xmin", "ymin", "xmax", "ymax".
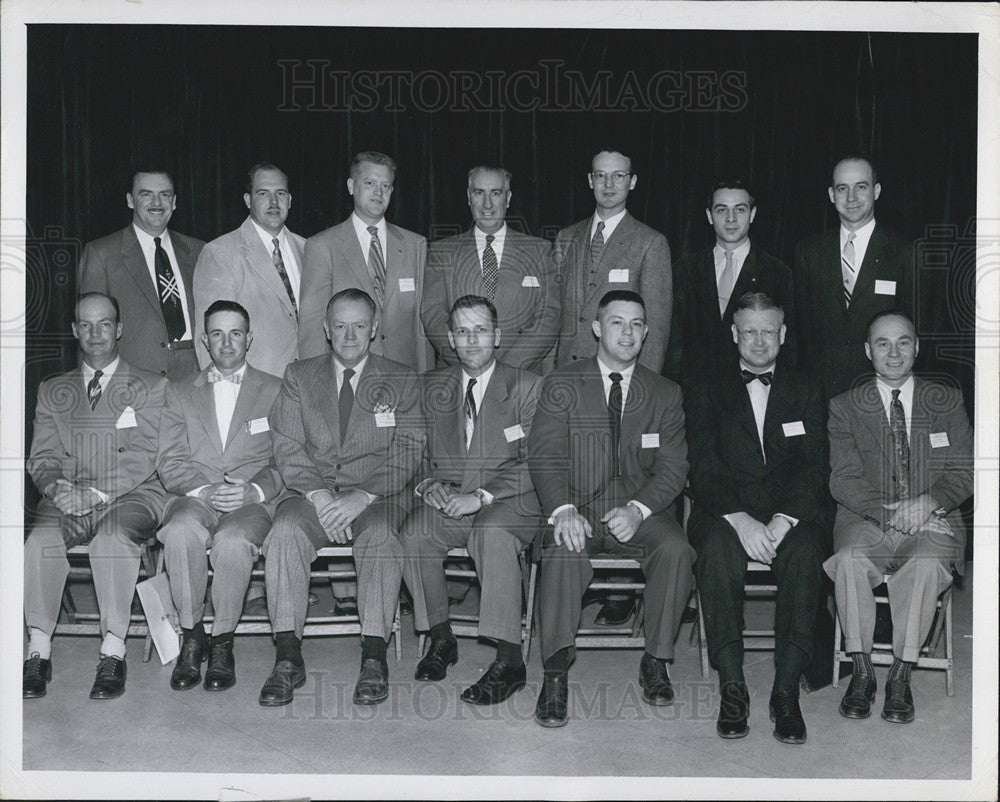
[
  {"xmin": 685, "ymin": 292, "xmax": 828, "ymax": 744},
  {"xmin": 23, "ymin": 292, "xmax": 167, "ymax": 700},
  {"xmin": 528, "ymin": 290, "xmax": 694, "ymax": 728},
  {"xmin": 825, "ymin": 311, "xmax": 973, "ymax": 724},
  {"xmin": 156, "ymin": 300, "xmax": 284, "ymax": 692},
  {"xmin": 260, "ymin": 288, "xmax": 425, "ymax": 707},
  {"xmin": 401, "ymin": 295, "xmax": 542, "ymax": 705}
]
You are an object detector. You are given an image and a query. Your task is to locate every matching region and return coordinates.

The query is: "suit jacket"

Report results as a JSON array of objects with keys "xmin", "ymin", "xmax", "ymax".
[
  {"xmin": 193, "ymin": 217, "xmax": 305, "ymax": 379},
  {"xmin": 528, "ymin": 358, "xmax": 688, "ymax": 518},
  {"xmin": 27, "ymin": 359, "xmax": 167, "ymax": 512},
  {"xmin": 156, "ymin": 364, "xmax": 284, "ymax": 513},
  {"xmin": 553, "ymin": 212, "xmax": 671, "ymax": 372},
  {"xmin": 297, "ymin": 218, "xmax": 432, "ymax": 372},
  {"xmin": 269, "ymin": 353, "xmax": 425, "ymax": 498},
  {"xmin": 666, "ymin": 244, "xmax": 796, "ymax": 385},
  {"xmin": 685, "ymin": 366, "xmax": 828, "ymax": 527},
  {"xmin": 793, "ymin": 222, "xmax": 914, "ymax": 399},
  {"xmin": 828, "ymin": 377, "xmax": 973, "ymax": 564},
  {"xmin": 77, "ymin": 225, "xmax": 205, "ymax": 379},
  {"xmin": 422, "ymin": 227, "xmax": 559, "ymax": 372},
  {"xmin": 419, "ymin": 362, "xmax": 542, "ymax": 518}
]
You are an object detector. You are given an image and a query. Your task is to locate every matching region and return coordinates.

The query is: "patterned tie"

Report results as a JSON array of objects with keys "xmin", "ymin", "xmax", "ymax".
[
  {"xmin": 741, "ymin": 369, "xmax": 772, "ymax": 386},
  {"xmin": 154, "ymin": 236, "xmax": 186, "ymax": 342},
  {"xmin": 590, "ymin": 220, "xmax": 606, "ymax": 265},
  {"xmin": 608, "ymin": 372, "xmax": 623, "ymax": 478},
  {"xmin": 271, "ymin": 237, "xmax": 298, "ymax": 315},
  {"xmin": 87, "ymin": 370, "xmax": 103, "ymax": 411},
  {"xmin": 339, "ymin": 368, "xmax": 355, "ymax": 443},
  {"xmin": 482, "ymin": 234, "xmax": 499, "ymax": 301},
  {"xmin": 718, "ymin": 249, "xmax": 735, "ymax": 317},
  {"xmin": 464, "ymin": 377, "xmax": 478, "ymax": 450},
  {"xmin": 207, "ymin": 369, "xmax": 243, "ymax": 384},
  {"xmin": 889, "ymin": 388, "xmax": 910, "ymax": 501},
  {"xmin": 842, "ymin": 232, "xmax": 857, "ymax": 309},
  {"xmin": 367, "ymin": 226, "xmax": 386, "ymax": 302}
]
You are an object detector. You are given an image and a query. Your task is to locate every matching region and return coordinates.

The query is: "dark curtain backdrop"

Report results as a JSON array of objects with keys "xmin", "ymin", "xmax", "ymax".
[{"xmin": 24, "ymin": 25, "xmax": 977, "ymax": 502}]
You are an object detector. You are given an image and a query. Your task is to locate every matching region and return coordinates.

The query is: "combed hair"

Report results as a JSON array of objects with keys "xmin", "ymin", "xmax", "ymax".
[
  {"xmin": 245, "ymin": 162, "xmax": 289, "ymax": 195},
  {"xmin": 733, "ymin": 292, "xmax": 784, "ymax": 324},
  {"xmin": 76, "ymin": 292, "xmax": 121, "ymax": 323},
  {"xmin": 449, "ymin": 295, "xmax": 499, "ymax": 330},
  {"xmin": 865, "ymin": 309, "xmax": 915, "ymax": 342},
  {"xmin": 351, "ymin": 151, "xmax": 397, "ymax": 180},
  {"xmin": 204, "ymin": 299, "xmax": 250, "ymax": 330},
  {"xmin": 466, "ymin": 165, "xmax": 512, "ymax": 186},
  {"xmin": 327, "ymin": 287, "xmax": 376, "ymax": 317},
  {"xmin": 707, "ymin": 178, "xmax": 756, "ymax": 210},
  {"xmin": 598, "ymin": 289, "xmax": 645, "ymax": 313}
]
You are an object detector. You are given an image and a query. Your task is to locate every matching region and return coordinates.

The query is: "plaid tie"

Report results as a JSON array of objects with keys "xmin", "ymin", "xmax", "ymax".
[
  {"xmin": 889, "ymin": 389, "xmax": 910, "ymax": 500},
  {"xmin": 271, "ymin": 237, "xmax": 298, "ymax": 314},
  {"xmin": 87, "ymin": 370, "xmax": 103, "ymax": 411},
  {"xmin": 154, "ymin": 236, "xmax": 186, "ymax": 341},
  {"xmin": 464, "ymin": 377, "xmax": 477, "ymax": 450},
  {"xmin": 590, "ymin": 220, "xmax": 605, "ymax": 265},
  {"xmin": 842, "ymin": 232, "xmax": 857, "ymax": 308},
  {"xmin": 367, "ymin": 226, "xmax": 386, "ymax": 302},
  {"xmin": 207, "ymin": 369, "xmax": 243, "ymax": 384},
  {"xmin": 482, "ymin": 234, "xmax": 499, "ymax": 300}
]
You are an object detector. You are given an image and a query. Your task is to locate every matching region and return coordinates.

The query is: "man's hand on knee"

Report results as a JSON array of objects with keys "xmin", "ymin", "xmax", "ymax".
[
  {"xmin": 552, "ymin": 507, "xmax": 592, "ymax": 553},
  {"xmin": 727, "ymin": 512, "xmax": 777, "ymax": 564},
  {"xmin": 883, "ymin": 494, "xmax": 937, "ymax": 535}
]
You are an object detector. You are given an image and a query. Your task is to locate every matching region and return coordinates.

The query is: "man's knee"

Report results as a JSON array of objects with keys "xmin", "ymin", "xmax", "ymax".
[
  {"xmin": 210, "ymin": 531, "xmax": 256, "ymax": 571},
  {"xmin": 694, "ymin": 523, "xmax": 745, "ymax": 572}
]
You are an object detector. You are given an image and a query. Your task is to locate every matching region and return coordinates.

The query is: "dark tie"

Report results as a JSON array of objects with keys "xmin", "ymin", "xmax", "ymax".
[
  {"xmin": 154, "ymin": 236, "xmax": 186, "ymax": 342},
  {"xmin": 741, "ymin": 369, "xmax": 773, "ymax": 386},
  {"xmin": 87, "ymin": 370, "xmax": 103, "ymax": 411},
  {"xmin": 464, "ymin": 377, "xmax": 477, "ymax": 450},
  {"xmin": 367, "ymin": 226, "xmax": 386, "ymax": 302},
  {"xmin": 482, "ymin": 234, "xmax": 499, "ymax": 301},
  {"xmin": 339, "ymin": 367, "xmax": 355, "ymax": 443},
  {"xmin": 590, "ymin": 220, "xmax": 606, "ymax": 265},
  {"xmin": 608, "ymin": 371, "xmax": 623, "ymax": 478},
  {"xmin": 889, "ymin": 388, "xmax": 910, "ymax": 501},
  {"xmin": 271, "ymin": 237, "xmax": 298, "ymax": 315}
]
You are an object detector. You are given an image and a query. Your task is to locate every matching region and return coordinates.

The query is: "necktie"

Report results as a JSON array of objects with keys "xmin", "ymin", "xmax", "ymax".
[
  {"xmin": 339, "ymin": 368, "xmax": 355, "ymax": 443},
  {"xmin": 207, "ymin": 369, "xmax": 243, "ymax": 384},
  {"xmin": 741, "ymin": 369, "xmax": 773, "ymax": 386},
  {"xmin": 482, "ymin": 234, "xmax": 499, "ymax": 301},
  {"xmin": 154, "ymin": 236, "xmax": 186, "ymax": 342},
  {"xmin": 842, "ymin": 232, "xmax": 857, "ymax": 308},
  {"xmin": 608, "ymin": 372, "xmax": 623, "ymax": 478},
  {"xmin": 367, "ymin": 226, "xmax": 386, "ymax": 302},
  {"xmin": 718, "ymin": 249, "xmax": 735, "ymax": 317},
  {"xmin": 271, "ymin": 237, "xmax": 298, "ymax": 315},
  {"xmin": 590, "ymin": 220, "xmax": 606, "ymax": 265},
  {"xmin": 87, "ymin": 370, "xmax": 103, "ymax": 411},
  {"xmin": 889, "ymin": 388, "xmax": 910, "ymax": 500},
  {"xmin": 464, "ymin": 377, "xmax": 478, "ymax": 450}
]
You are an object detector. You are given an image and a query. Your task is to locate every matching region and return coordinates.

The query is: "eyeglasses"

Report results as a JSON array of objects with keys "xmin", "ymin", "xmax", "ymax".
[
  {"xmin": 590, "ymin": 171, "xmax": 632, "ymax": 186},
  {"xmin": 736, "ymin": 328, "xmax": 780, "ymax": 342}
]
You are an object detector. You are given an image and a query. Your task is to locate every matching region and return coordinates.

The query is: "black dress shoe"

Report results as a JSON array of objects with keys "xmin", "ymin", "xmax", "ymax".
[
  {"xmin": 534, "ymin": 673, "xmax": 568, "ymax": 727},
  {"xmin": 203, "ymin": 639, "xmax": 236, "ymax": 691},
  {"xmin": 170, "ymin": 631, "xmax": 208, "ymax": 691},
  {"xmin": 258, "ymin": 659, "xmax": 306, "ymax": 707},
  {"xmin": 838, "ymin": 673, "xmax": 877, "ymax": 719},
  {"xmin": 415, "ymin": 637, "xmax": 458, "ymax": 681},
  {"xmin": 460, "ymin": 660, "xmax": 527, "ymax": 705},
  {"xmin": 769, "ymin": 689, "xmax": 807, "ymax": 744},
  {"xmin": 639, "ymin": 653, "xmax": 675, "ymax": 706},
  {"xmin": 881, "ymin": 677, "xmax": 915, "ymax": 724},
  {"xmin": 89, "ymin": 655, "xmax": 127, "ymax": 700},
  {"xmin": 716, "ymin": 682, "xmax": 750, "ymax": 739},
  {"xmin": 594, "ymin": 596, "xmax": 636, "ymax": 626},
  {"xmin": 680, "ymin": 604, "xmax": 698, "ymax": 625},
  {"xmin": 333, "ymin": 596, "xmax": 359, "ymax": 617},
  {"xmin": 23, "ymin": 654, "xmax": 52, "ymax": 699},
  {"xmin": 353, "ymin": 658, "xmax": 389, "ymax": 705}
]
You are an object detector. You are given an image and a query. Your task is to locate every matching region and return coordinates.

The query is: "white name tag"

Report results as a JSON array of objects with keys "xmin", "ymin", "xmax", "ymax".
[
  {"xmin": 874, "ymin": 279, "xmax": 897, "ymax": 296},
  {"xmin": 116, "ymin": 406, "xmax": 137, "ymax": 429},
  {"xmin": 375, "ymin": 412, "xmax": 396, "ymax": 428},
  {"xmin": 929, "ymin": 431, "xmax": 950, "ymax": 448},
  {"xmin": 641, "ymin": 433, "xmax": 660, "ymax": 448},
  {"xmin": 521, "ymin": 275, "xmax": 540, "ymax": 288},
  {"xmin": 504, "ymin": 424, "xmax": 526, "ymax": 442},
  {"xmin": 247, "ymin": 417, "xmax": 269, "ymax": 435},
  {"xmin": 608, "ymin": 268, "xmax": 629, "ymax": 283},
  {"xmin": 782, "ymin": 421, "xmax": 806, "ymax": 437},
  {"xmin": 398, "ymin": 277, "xmax": 416, "ymax": 292}
]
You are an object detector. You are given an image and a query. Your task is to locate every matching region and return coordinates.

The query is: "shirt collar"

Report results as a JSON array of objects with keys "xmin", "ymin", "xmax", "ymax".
[
  {"xmin": 250, "ymin": 218, "xmax": 287, "ymax": 249},
  {"xmin": 461, "ymin": 360, "xmax": 496, "ymax": 391},
  {"xmin": 474, "ymin": 223, "xmax": 506, "ymax": 247},
  {"xmin": 82, "ymin": 356, "xmax": 120, "ymax": 382},
  {"xmin": 333, "ymin": 354, "xmax": 369, "ymax": 383},
  {"xmin": 596, "ymin": 355, "xmax": 636, "ymax": 382},
  {"xmin": 876, "ymin": 374, "xmax": 914, "ymax": 405},
  {"xmin": 132, "ymin": 223, "xmax": 169, "ymax": 248},
  {"xmin": 739, "ymin": 358, "xmax": 776, "ymax": 377},
  {"xmin": 211, "ymin": 362, "xmax": 248, "ymax": 381},
  {"xmin": 352, "ymin": 212, "xmax": 385, "ymax": 241},
  {"xmin": 714, "ymin": 238, "xmax": 752, "ymax": 265},
  {"xmin": 592, "ymin": 208, "xmax": 627, "ymax": 239},
  {"xmin": 840, "ymin": 217, "xmax": 876, "ymax": 247}
]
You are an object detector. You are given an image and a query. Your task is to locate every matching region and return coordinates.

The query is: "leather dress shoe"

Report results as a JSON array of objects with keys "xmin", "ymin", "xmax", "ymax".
[
  {"xmin": 460, "ymin": 660, "xmax": 527, "ymax": 705},
  {"xmin": 23, "ymin": 654, "xmax": 52, "ymax": 699},
  {"xmin": 534, "ymin": 673, "xmax": 569, "ymax": 727},
  {"xmin": 639, "ymin": 653, "xmax": 675, "ymax": 706},
  {"xmin": 881, "ymin": 677, "xmax": 915, "ymax": 724},
  {"xmin": 838, "ymin": 673, "xmax": 877, "ymax": 719},
  {"xmin": 258, "ymin": 659, "xmax": 306, "ymax": 706},
  {"xmin": 170, "ymin": 630, "xmax": 208, "ymax": 690},
  {"xmin": 594, "ymin": 596, "xmax": 636, "ymax": 626},
  {"xmin": 415, "ymin": 637, "xmax": 458, "ymax": 681},
  {"xmin": 716, "ymin": 681, "xmax": 750, "ymax": 739},
  {"xmin": 203, "ymin": 639, "xmax": 236, "ymax": 691},
  {"xmin": 769, "ymin": 689, "xmax": 807, "ymax": 744},
  {"xmin": 333, "ymin": 596, "xmax": 359, "ymax": 617},
  {"xmin": 89, "ymin": 655, "xmax": 127, "ymax": 700},
  {"xmin": 353, "ymin": 658, "xmax": 389, "ymax": 705}
]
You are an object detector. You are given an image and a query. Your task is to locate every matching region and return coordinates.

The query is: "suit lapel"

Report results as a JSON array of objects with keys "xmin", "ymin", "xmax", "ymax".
[
  {"xmin": 241, "ymin": 218, "xmax": 295, "ymax": 315},
  {"xmin": 855, "ymin": 380, "xmax": 894, "ymax": 464},
  {"xmin": 383, "ymin": 224, "xmax": 406, "ymax": 303},
  {"xmin": 343, "ymin": 357, "xmax": 381, "ymax": 448},
  {"xmin": 171, "ymin": 233, "xmax": 197, "ymax": 312},
  {"xmin": 339, "ymin": 223, "xmax": 376, "ymax": 298},
  {"xmin": 581, "ymin": 360, "xmax": 614, "ymax": 467},
  {"xmin": 441, "ymin": 368, "xmax": 467, "ymax": 459},
  {"xmin": 853, "ymin": 223, "xmax": 884, "ymax": 301},
  {"xmin": 471, "ymin": 363, "xmax": 512, "ymax": 466},
  {"xmin": 121, "ymin": 228, "xmax": 162, "ymax": 316},
  {"xmin": 193, "ymin": 372, "xmax": 225, "ymax": 456},
  {"xmin": 908, "ymin": 377, "xmax": 930, "ymax": 484},
  {"xmin": 573, "ymin": 221, "xmax": 593, "ymax": 304},
  {"xmin": 822, "ymin": 231, "xmax": 848, "ymax": 315},
  {"xmin": 225, "ymin": 368, "xmax": 263, "ymax": 449}
]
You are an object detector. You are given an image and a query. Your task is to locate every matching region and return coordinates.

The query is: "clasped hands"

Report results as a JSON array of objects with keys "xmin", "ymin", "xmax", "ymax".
[
  {"xmin": 551, "ymin": 504, "xmax": 643, "ymax": 553},
  {"xmin": 883, "ymin": 494, "xmax": 951, "ymax": 537},
  {"xmin": 311, "ymin": 488, "xmax": 371, "ymax": 543},
  {"xmin": 47, "ymin": 479, "xmax": 101, "ymax": 516},
  {"xmin": 421, "ymin": 480, "xmax": 482, "ymax": 519},
  {"xmin": 198, "ymin": 474, "xmax": 262, "ymax": 513},
  {"xmin": 728, "ymin": 512, "xmax": 790, "ymax": 565}
]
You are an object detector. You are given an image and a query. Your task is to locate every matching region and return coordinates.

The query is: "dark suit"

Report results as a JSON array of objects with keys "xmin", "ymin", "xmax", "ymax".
[
  {"xmin": 685, "ymin": 366, "xmax": 828, "ymax": 671},
  {"xmin": 156, "ymin": 365, "xmax": 283, "ymax": 633},
  {"xmin": 24, "ymin": 360, "xmax": 167, "ymax": 641},
  {"xmin": 528, "ymin": 358, "xmax": 693, "ymax": 661},
  {"xmin": 264, "ymin": 353, "xmax": 425, "ymax": 640},
  {"xmin": 793, "ymin": 223, "xmax": 913, "ymax": 399},
  {"xmin": 554, "ymin": 213, "xmax": 672, "ymax": 372},
  {"xmin": 666, "ymin": 245, "xmax": 796, "ymax": 385},
  {"xmin": 824, "ymin": 378, "xmax": 973, "ymax": 661},
  {"xmin": 422, "ymin": 227, "xmax": 559, "ymax": 372},
  {"xmin": 78, "ymin": 226, "xmax": 205, "ymax": 381}
]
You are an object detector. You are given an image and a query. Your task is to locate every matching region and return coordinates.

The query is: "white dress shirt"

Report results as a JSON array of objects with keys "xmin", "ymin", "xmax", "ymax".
[
  {"xmin": 351, "ymin": 213, "xmax": 387, "ymax": 273},
  {"xmin": 251, "ymin": 219, "xmax": 301, "ymax": 303},
  {"xmin": 132, "ymin": 224, "xmax": 194, "ymax": 340},
  {"xmin": 713, "ymin": 239, "xmax": 752, "ymax": 289},
  {"xmin": 876, "ymin": 375, "xmax": 915, "ymax": 440},
  {"xmin": 840, "ymin": 217, "xmax": 876, "ymax": 276},
  {"xmin": 590, "ymin": 208, "xmax": 627, "ymax": 241},
  {"xmin": 474, "ymin": 223, "xmax": 506, "ymax": 270}
]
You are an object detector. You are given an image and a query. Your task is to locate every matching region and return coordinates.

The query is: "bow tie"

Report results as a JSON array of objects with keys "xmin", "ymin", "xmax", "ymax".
[
  {"xmin": 207, "ymin": 369, "xmax": 243, "ymax": 384},
  {"xmin": 741, "ymin": 369, "xmax": 772, "ymax": 386}
]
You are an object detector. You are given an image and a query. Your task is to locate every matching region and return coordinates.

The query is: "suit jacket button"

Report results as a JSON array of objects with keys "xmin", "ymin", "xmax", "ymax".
[
  {"xmin": 161, "ymin": 371, "xmax": 167, "ymax": 376},
  {"xmin": 118, "ymin": 447, "xmax": 126, "ymax": 453},
  {"xmin": 381, "ymin": 334, "xmax": 386, "ymax": 340},
  {"xmin": 891, "ymin": 475, "xmax": 897, "ymax": 482},
  {"xmin": 579, "ymin": 317, "xmax": 585, "ymax": 322},
  {"xmin": 65, "ymin": 451, "xmax": 72, "ymax": 457},
  {"xmin": 336, "ymin": 464, "xmax": 341, "ymax": 470},
  {"xmin": 334, "ymin": 485, "xmax": 340, "ymax": 492},
  {"xmin": 160, "ymin": 342, "xmax": 166, "ymax": 347},
  {"xmin": 571, "ymin": 355, "xmax": 577, "ymax": 360}
]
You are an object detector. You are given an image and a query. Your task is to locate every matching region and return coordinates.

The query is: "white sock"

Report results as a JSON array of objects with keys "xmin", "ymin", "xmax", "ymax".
[
  {"xmin": 28, "ymin": 627, "xmax": 52, "ymax": 660},
  {"xmin": 100, "ymin": 633, "xmax": 126, "ymax": 659}
]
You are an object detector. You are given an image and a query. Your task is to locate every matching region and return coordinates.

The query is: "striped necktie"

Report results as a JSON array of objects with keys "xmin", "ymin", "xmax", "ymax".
[{"xmin": 842, "ymin": 232, "xmax": 857, "ymax": 308}]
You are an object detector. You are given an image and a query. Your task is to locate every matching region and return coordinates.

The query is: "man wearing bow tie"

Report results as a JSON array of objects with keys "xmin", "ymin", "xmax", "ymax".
[
  {"xmin": 156, "ymin": 300, "xmax": 284, "ymax": 692},
  {"xmin": 684, "ymin": 292, "xmax": 828, "ymax": 744}
]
